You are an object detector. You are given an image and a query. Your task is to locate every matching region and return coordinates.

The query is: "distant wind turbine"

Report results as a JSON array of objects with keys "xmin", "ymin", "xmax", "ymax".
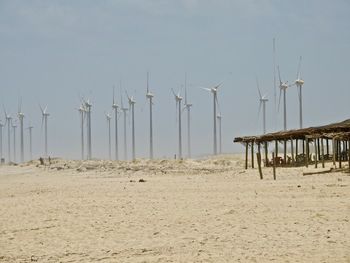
[
  {"xmin": 40, "ymin": 105, "xmax": 50, "ymax": 157},
  {"xmin": 12, "ymin": 120, "xmax": 17, "ymax": 162},
  {"xmin": 126, "ymin": 91, "xmax": 136, "ymax": 161},
  {"xmin": 256, "ymin": 78, "xmax": 269, "ymax": 134},
  {"xmin": 201, "ymin": 82, "xmax": 223, "ymax": 155},
  {"xmin": 277, "ymin": 67, "xmax": 290, "ymax": 131},
  {"xmin": 184, "ymin": 74, "xmax": 193, "ymax": 158},
  {"xmin": 120, "ymin": 91, "xmax": 128, "ymax": 160},
  {"xmin": 112, "ymin": 86, "xmax": 119, "ymax": 160},
  {"xmin": 106, "ymin": 112, "xmax": 112, "ymax": 160},
  {"xmin": 17, "ymin": 98, "xmax": 25, "ymax": 162},
  {"xmin": 84, "ymin": 99, "xmax": 92, "ymax": 160},
  {"xmin": 146, "ymin": 72, "xmax": 154, "ymax": 159},
  {"xmin": 295, "ymin": 56, "xmax": 305, "ymax": 129},
  {"xmin": 172, "ymin": 88, "xmax": 183, "ymax": 159},
  {"xmin": 77, "ymin": 103, "xmax": 85, "ymax": 160},
  {"xmin": 27, "ymin": 123, "xmax": 33, "ymax": 160},
  {"xmin": 0, "ymin": 120, "xmax": 3, "ymax": 162},
  {"xmin": 4, "ymin": 109, "xmax": 12, "ymax": 162}
]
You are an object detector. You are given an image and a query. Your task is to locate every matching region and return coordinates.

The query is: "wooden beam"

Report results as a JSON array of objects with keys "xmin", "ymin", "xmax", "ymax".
[
  {"xmin": 317, "ymin": 138, "xmax": 321, "ymax": 161},
  {"xmin": 306, "ymin": 138, "xmax": 309, "ymax": 168},
  {"xmin": 257, "ymin": 145, "xmax": 263, "ymax": 180},
  {"xmin": 339, "ymin": 140, "xmax": 342, "ymax": 168},
  {"xmin": 272, "ymin": 152, "xmax": 276, "ymax": 180},
  {"xmin": 326, "ymin": 139, "xmax": 329, "ymax": 156},
  {"xmin": 283, "ymin": 140, "xmax": 287, "ymax": 166},
  {"xmin": 251, "ymin": 142, "xmax": 254, "ymax": 169},
  {"xmin": 321, "ymin": 138, "xmax": 325, "ymax": 168},
  {"xmin": 295, "ymin": 138, "xmax": 299, "ymax": 162},
  {"xmin": 314, "ymin": 139, "xmax": 318, "ymax": 168},
  {"xmin": 264, "ymin": 142, "xmax": 268, "ymax": 167},
  {"xmin": 245, "ymin": 142, "xmax": 248, "ymax": 170},
  {"xmin": 291, "ymin": 139, "xmax": 294, "ymax": 164}
]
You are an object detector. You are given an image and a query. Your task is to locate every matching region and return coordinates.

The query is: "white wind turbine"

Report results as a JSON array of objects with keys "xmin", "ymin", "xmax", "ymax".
[
  {"xmin": 295, "ymin": 56, "xmax": 305, "ymax": 129},
  {"xmin": 146, "ymin": 72, "xmax": 154, "ymax": 159},
  {"xmin": 201, "ymin": 82, "xmax": 223, "ymax": 155},
  {"xmin": 27, "ymin": 123, "xmax": 34, "ymax": 160},
  {"xmin": 277, "ymin": 67, "xmax": 290, "ymax": 131},
  {"xmin": 18, "ymin": 99, "xmax": 25, "ymax": 162},
  {"xmin": 126, "ymin": 91, "xmax": 136, "ymax": 161},
  {"xmin": 84, "ymin": 99, "xmax": 92, "ymax": 160},
  {"xmin": 77, "ymin": 103, "xmax": 86, "ymax": 160},
  {"xmin": 112, "ymin": 87, "xmax": 119, "ymax": 160},
  {"xmin": 0, "ymin": 120, "xmax": 3, "ymax": 162},
  {"xmin": 106, "ymin": 112, "xmax": 112, "ymax": 160},
  {"xmin": 40, "ymin": 105, "xmax": 50, "ymax": 158},
  {"xmin": 184, "ymin": 74, "xmax": 193, "ymax": 158},
  {"xmin": 172, "ymin": 88, "xmax": 183, "ymax": 159},
  {"xmin": 12, "ymin": 120, "xmax": 17, "ymax": 162},
  {"xmin": 120, "ymin": 92, "xmax": 128, "ymax": 160},
  {"xmin": 216, "ymin": 114, "xmax": 222, "ymax": 155},
  {"xmin": 257, "ymin": 78, "xmax": 269, "ymax": 134},
  {"xmin": 4, "ymin": 109, "xmax": 12, "ymax": 162}
]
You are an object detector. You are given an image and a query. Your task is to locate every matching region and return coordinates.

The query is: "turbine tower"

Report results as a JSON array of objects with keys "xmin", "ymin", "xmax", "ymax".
[
  {"xmin": 27, "ymin": 123, "xmax": 33, "ymax": 160},
  {"xmin": 18, "ymin": 99, "xmax": 25, "ymax": 162},
  {"xmin": 40, "ymin": 105, "xmax": 50, "ymax": 158},
  {"xmin": 4, "ymin": 110, "xmax": 12, "ymax": 162},
  {"xmin": 201, "ymin": 82, "xmax": 223, "ymax": 155},
  {"xmin": 77, "ymin": 104, "xmax": 85, "ymax": 160},
  {"xmin": 112, "ymin": 87, "xmax": 119, "ymax": 160},
  {"xmin": 184, "ymin": 74, "xmax": 193, "ymax": 158},
  {"xmin": 84, "ymin": 100, "xmax": 92, "ymax": 160},
  {"xmin": 0, "ymin": 120, "xmax": 3, "ymax": 163},
  {"xmin": 12, "ymin": 120, "xmax": 17, "ymax": 162},
  {"xmin": 126, "ymin": 91, "xmax": 136, "ymax": 161},
  {"xmin": 295, "ymin": 56, "xmax": 305, "ymax": 129},
  {"xmin": 257, "ymin": 78, "xmax": 269, "ymax": 134},
  {"xmin": 106, "ymin": 112, "xmax": 112, "ymax": 160},
  {"xmin": 120, "ymin": 93, "xmax": 128, "ymax": 160},
  {"xmin": 217, "ymin": 114, "xmax": 222, "ymax": 154},
  {"xmin": 146, "ymin": 72, "xmax": 154, "ymax": 159},
  {"xmin": 172, "ymin": 88, "xmax": 183, "ymax": 159},
  {"xmin": 278, "ymin": 67, "xmax": 289, "ymax": 131}
]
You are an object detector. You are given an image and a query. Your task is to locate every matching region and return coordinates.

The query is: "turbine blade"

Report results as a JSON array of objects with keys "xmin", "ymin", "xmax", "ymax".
[
  {"xmin": 278, "ymin": 88, "xmax": 282, "ymax": 112},
  {"xmin": 258, "ymin": 101, "xmax": 262, "ymax": 118},
  {"xmin": 256, "ymin": 77, "xmax": 262, "ymax": 99},
  {"xmin": 200, "ymin": 87, "xmax": 211, "ymax": 92},
  {"xmin": 277, "ymin": 66, "xmax": 282, "ymax": 85},
  {"xmin": 296, "ymin": 56, "xmax": 302, "ymax": 79},
  {"xmin": 113, "ymin": 85, "xmax": 115, "ymax": 105},
  {"xmin": 171, "ymin": 88, "xmax": 177, "ymax": 97},
  {"xmin": 147, "ymin": 71, "xmax": 149, "ymax": 94}
]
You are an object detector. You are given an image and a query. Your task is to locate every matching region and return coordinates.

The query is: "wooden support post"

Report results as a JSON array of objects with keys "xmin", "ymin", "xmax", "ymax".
[
  {"xmin": 245, "ymin": 142, "xmax": 248, "ymax": 170},
  {"xmin": 321, "ymin": 138, "xmax": 325, "ymax": 168},
  {"xmin": 333, "ymin": 139, "xmax": 336, "ymax": 167},
  {"xmin": 305, "ymin": 138, "xmax": 309, "ymax": 167},
  {"xmin": 264, "ymin": 142, "xmax": 268, "ymax": 167},
  {"xmin": 291, "ymin": 139, "xmax": 295, "ymax": 164},
  {"xmin": 326, "ymin": 139, "xmax": 329, "ymax": 156},
  {"xmin": 257, "ymin": 145, "xmax": 263, "ymax": 180},
  {"xmin": 302, "ymin": 139, "xmax": 305, "ymax": 155},
  {"xmin": 251, "ymin": 142, "xmax": 254, "ymax": 169},
  {"xmin": 272, "ymin": 152, "xmax": 276, "ymax": 180},
  {"xmin": 348, "ymin": 139, "xmax": 350, "ymax": 172},
  {"xmin": 275, "ymin": 140, "xmax": 278, "ymax": 166},
  {"xmin": 339, "ymin": 141, "xmax": 342, "ymax": 168},
  {"xmin": 317, "ymin": 138, "xmax": 321, "ymax": 161},
  {"xmin": 283, "ymin": 140, "xmax": 287, "ymax": 166},
  {"xmin": 295, "ymin": 139, "xmax": 299, "ymax": 163},
  {"xmin": 314, "ymin": 139, "xmax": 318, "ymax": 168}
]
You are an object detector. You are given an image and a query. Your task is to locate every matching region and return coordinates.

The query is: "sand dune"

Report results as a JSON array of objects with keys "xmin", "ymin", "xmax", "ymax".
[{"xmin": 0, "ymin": 155, "xmax": 349, "ymax": 262}]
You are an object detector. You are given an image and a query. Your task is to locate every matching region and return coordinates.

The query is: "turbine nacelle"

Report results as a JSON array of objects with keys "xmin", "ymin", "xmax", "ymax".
[{"xmin": 295, "ymin": 79, "xmax": 304, "ymax": 86}]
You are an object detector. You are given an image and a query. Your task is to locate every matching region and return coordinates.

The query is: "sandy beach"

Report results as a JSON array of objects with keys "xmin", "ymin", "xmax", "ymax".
[{"xmin": 0, "ymin": 155, "xmax": 349, "ymax": 262}]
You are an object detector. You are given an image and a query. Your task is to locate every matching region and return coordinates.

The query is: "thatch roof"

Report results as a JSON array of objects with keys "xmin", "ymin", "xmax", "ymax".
[{"xmin": 234, "ymin": 119, "xmax": 350, "ymax": 144}]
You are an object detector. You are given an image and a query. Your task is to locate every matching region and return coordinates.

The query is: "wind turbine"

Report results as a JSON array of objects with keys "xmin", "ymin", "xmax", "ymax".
[
  {"xmin": 277, "ymin": 67, "xmax": 289, "ymax": 131},
  {"xmin": 216, "ymin": 114, "xmax": 222, "ymax": 155},
  {"xmin": 0, "ymin": 120, "xmax": 3, "ymax": 163},
  {"xmin": 295, "ymin": 56, "xmax": 305, "ymax": 129},
  {"xmin": 12, "ymin": 120, "xmax": 17, "ymax": 162},
  {"xmin": 77, "ymin": 103, "xmax": 85, "ymax": 160},
  {"xmin": 40, "ymin": 105, "xmax": 50, "ymax": 158},
  {"xmin": 18, "ymin": 99, "xmax": 25, "ymax": 162},
  {"xmin": 112, "ymin": 87, "xmax": 119, "ymax": 160},
  {"xmin": 184, "ymin": 74, "xmax": 193, "ymax": 158},
  {"xmin": 84, "ymin": 99, "xmax": 92, "ymax": 160},
  {"xmin": 27, "ymin": 123, "xmax": 34, "ymax": 160},
  {"xmin": 120, "ymin": 92, "xmax": 128, "ymax": 160},
  {"xmin": 201, "ymin": 82, "xmax": 223, "ymax": 155},
  {"xmin": 257, "ymin": 78, "xmax": 269, "ymax": 134},
  {"xmin": 126, "ymin": 91, "xmax": 136, "ymax": 161},
  {"xmin": 146, "ymin": 72, "xmax": 154, "ymax": 159},
  {"xmin": 106, "ymin": 112, "xmax": 112, "ymax": 160},
  {"xmin": 4, "ymin": 109, "xmax": 12, "ymax": 162},
  {"xmin": 172, "ymin": 88, "xmax": 183, "ymax": 159}
]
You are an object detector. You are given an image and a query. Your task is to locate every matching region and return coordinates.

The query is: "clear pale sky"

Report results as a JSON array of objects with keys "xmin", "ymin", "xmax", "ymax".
[{"xmin": 1, "ymin": 0, "xmax": 349, "ymax": 160}]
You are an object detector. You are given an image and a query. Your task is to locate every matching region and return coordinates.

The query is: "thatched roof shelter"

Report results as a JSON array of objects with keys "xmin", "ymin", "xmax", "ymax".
[{"xmin": 234, "ymin": 119, "xmax": 350, "ymax": 144}]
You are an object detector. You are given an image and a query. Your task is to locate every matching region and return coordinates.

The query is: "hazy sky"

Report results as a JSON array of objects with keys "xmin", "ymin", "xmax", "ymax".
[{"xmin": 1, "ymin": 0, "xmax": 349, "ymax": 160}]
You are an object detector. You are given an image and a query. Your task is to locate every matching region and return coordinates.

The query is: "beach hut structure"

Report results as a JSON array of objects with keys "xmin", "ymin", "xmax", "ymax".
[{"xmin": 234, "ymin": 119, "xmax": 350, "ymax": 171}]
